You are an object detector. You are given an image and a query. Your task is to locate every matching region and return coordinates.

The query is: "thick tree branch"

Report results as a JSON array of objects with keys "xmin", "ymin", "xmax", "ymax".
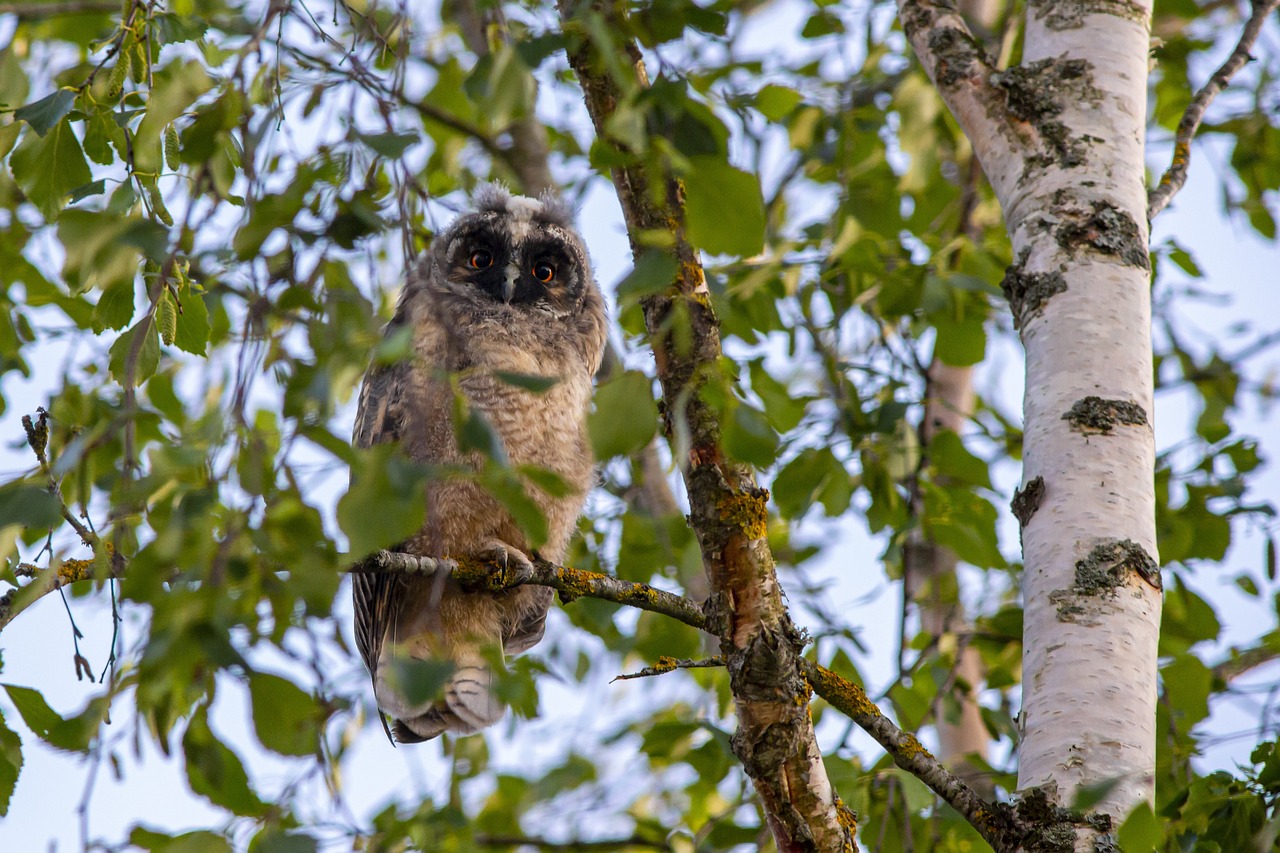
[
  {"xmin": 1147, "ymin": 0, "xmax": 1280, "ymax": 218},
  {"xmin": 556, "ymin": 1, "xmax": 856, "ymax": 849},
  {"xmin": 803, "ymin": 661, "xmax": 1026, "ymax": 852},
  {"xmin": 896, "ymin": 0, "xmax": 1025, "ymax": 202}
]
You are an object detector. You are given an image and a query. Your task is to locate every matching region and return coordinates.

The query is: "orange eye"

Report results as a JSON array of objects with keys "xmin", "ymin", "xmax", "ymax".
[
  {"xmin": 469, "ymin": 249, "xmax": 493, "ymax": 269},
  {"xmin": 533, "ymin": 262, "xmax": 555, "ymax": 283}
]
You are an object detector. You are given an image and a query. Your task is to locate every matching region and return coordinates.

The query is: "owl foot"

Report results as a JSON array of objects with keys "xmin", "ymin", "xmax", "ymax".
[{"xmin": 475, "ymin": 539, "xmax": 535, "ymax": 589}]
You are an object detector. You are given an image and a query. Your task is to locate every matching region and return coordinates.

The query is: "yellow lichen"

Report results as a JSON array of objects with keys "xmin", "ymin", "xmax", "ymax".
[
  {"xmin": 718, "ymin": 491, "xmax": 769, "ymax": 540},
  {"xmin": 654, "ymin": 656, "xmax": 678, "ymax": 673},
  {"xmin": 56, "ymin": 558, "xmax": 94, "ymax": 585}
]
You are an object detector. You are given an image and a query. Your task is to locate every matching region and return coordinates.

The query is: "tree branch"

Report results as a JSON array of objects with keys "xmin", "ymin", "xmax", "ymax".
[
  {"xmin": 556, "ymin": 1, "xmax": 857, "ymax": 848},
  {"xmin": 802, "ymin": 661, "xmax": 1026, "ymax": 851},
  {"xmin": 476, "ymin": 834, "xmax": 670, "ymax": 851},
  {"xmin": 351, "ymin": 550, "xmax": 708, "ymax": 630},
  {"xmin": 612, "ymin": 656, "xmax": 723, "ymax": 682},
  {"xmin": 896, "ymin": 0, "xmax": 1025, "ymax": 202},
  {"xmin": 1147, "ymin": 0, "xmax": 1280, "ymax": 219}
]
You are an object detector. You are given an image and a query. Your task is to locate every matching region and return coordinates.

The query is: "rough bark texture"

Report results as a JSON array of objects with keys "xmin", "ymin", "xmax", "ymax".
[
  {"xmin": 899, "ymin": 0, "xmax": 1161, "ymax": 837},
  {"xmin": 557, "ymin": 1, "xmax": 855, "ymax": 848}
]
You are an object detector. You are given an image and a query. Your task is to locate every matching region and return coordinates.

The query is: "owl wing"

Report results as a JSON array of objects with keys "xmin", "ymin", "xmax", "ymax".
[{"xmin": 351, "ymin": 337, "xmax": 412, "ymax": 690}]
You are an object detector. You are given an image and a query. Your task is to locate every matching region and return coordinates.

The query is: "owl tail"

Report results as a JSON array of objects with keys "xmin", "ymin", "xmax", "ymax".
[{"xmin": 386, "ymin": 645, "xmax": 505, "ymax": 743}]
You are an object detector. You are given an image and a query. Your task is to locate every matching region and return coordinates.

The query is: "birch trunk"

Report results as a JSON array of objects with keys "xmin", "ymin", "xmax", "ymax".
[{"xmin": 898, "ymin": 0, "xmax": 1162, "ymax": 836}]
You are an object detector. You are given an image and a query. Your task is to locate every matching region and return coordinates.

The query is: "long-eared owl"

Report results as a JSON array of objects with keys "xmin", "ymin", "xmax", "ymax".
[{"xmin": 352, "ymin": 185, "xmax": 606, "ymax": 742}]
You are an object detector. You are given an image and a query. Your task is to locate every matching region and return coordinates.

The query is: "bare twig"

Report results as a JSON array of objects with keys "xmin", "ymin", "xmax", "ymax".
[
  {"xmin": 22, "ymin": 409, "xmax": 97, "ymax": 548},
  {"xmin": 476, "ymin": 834, "xmax": 671, "ymax": 851},
  {"xmin": 612, "ymin": 656, "xmax": 723, "ymax": 682},
  {"xmin": 1148, "ymin": 0, "xmax": 1280, "ymax": 219}
]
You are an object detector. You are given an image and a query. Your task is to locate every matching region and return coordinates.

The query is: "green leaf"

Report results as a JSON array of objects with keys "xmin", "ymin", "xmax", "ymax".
[
  {"xmin": 337, "ymin": 445, "xmax": 430, "ymax": 559},
  {"xmin": 246, "ymin": 673, "xmax": 320, "ymax": 757},
  {"xmin": 182, "ymin": 708, "xmax": 267, "ymax": 816},
  {"xmin": 0, "ymin": 709, "xmax": 22, "ymax": 817},
  {"xmin": 1117, "ymin": 801, "xmax": 1163, "ymax": 852},
  {"xmin": 92, "ymin": 278, "xmax": 137, "ymax": 333},
  {"xmin": 755, "ymin": 84, "xmax": 803, "ymax": 121},
  {"xmin": 1162, "ymin": 654, "xmax": 1212, "ymax": 726},
  {"xmin": 932, "ymin": 307, "xmax": 987, "ymax": 367},
  {"xmin": 9, "ymin": 117, "xmax": 92, "ymax": 220},
  {"xmin": 108, "ymin": 318, "xmax": 161, "ymax": 387},
  {"xmin": 2, "ymin": 685, "xmax": 59, "ymax": 741},
  {"xmin": 153, "ymin": 13, "xmax": 209, "ymax": 45},
  {"xmin": 481, "ymin": 469, "xmax": 548, "ymax": 548},
  {"xmin": 385, "ymin": 658, "xmax": 454, "ymax": 708},
  {"xmin": 682, "ymin": 157, "xmax": 765, "ymax": 256},
  {"xmin": 1, "ymin": 685, "xmax": 106, "ymax": 753},
  {"xmin": 133, "ymin": 61, "xmax": 213, "ymax": 173},
  {"xmin": 589, "ymin": 370, "xmax": 658, "ymax": 460},
  {"xmin": 174, "ymin": 288, "xmax": 211, "ymax": 355},
  {"xmin": 454, "ymin": 398, "xmax": 508, "ymax": 463},
  {"xmin": 722, "ymin": 402, "xmax": 779, "ymax": 468},
  {"xmin": 464, "ymin": 45, "xmax": 536, "ymax": 130},
  {"xmin": 615, "ymin": 251, "xmax": 678, "ymax": 301},
  {"xmin": 493, "ymin": 371, "xmax": 558, "ymax": 393},
  {"xmin": 130, "ymin": 828, "xmax": 233, "ymax": 853},
  {"xmin": 249, "ymin": 830, "xmax": 319, "ymax": 853},
  {"xmin": 0, "ymin": 485, "xmax": 61, "ymax": 528},
  {"xmin": 930, "ymin": 430, "xmax": 991, "ymax": 488},
  {"xmin": 358, "ymin": 131, "xmax": 419, "ymax": 158},
  {"xmin": 14, "ymin": 89, "xmax": 76, "ymax": 136}
]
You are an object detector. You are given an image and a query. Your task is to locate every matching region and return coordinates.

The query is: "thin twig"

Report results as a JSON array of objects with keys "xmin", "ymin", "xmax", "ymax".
[
  {"xmin": 476, "ymin": 834, "xmax": 671, "ymax": 851},
  {"xmin": 23, "ymin": 409, "xmax": 97, "ymax": 547},
  {"xmin": 612, "ymin": 656, "xmax": 723, "ymax": 682},
  {"xmin": 1147, "ymin": 0, "xmax": 1280, "ymax": 218}
]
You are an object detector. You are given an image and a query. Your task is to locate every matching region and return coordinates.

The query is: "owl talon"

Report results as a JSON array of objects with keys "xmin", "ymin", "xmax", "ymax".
[{"xmin": 476, "ymin": 540, "xmax": 535, "ymax": 589}]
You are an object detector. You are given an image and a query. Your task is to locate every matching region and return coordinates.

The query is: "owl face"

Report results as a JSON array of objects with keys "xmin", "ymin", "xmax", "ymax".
[{"xmin": 430, "ymin": 185, "xmax": 593, "ymax": 318}]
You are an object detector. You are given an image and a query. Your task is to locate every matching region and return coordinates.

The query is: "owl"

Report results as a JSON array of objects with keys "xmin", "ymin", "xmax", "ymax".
[{"xmin": 351, "ymin": 185, "xmax": 607, "ymax": 742}]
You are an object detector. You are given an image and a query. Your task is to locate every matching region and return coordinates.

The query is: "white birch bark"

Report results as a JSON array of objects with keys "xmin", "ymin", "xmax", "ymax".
[{"xmin": 898, "ymin": 0, "xmax": 1162, "ymax": 838}]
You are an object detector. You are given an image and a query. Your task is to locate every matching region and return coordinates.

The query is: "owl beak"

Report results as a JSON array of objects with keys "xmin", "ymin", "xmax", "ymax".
[{"xmin": 502, "ymin": 265, "xmax": 519, "ymax": 303}]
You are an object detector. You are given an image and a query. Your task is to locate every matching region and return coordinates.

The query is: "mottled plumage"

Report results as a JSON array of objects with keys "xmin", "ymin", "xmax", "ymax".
[{"xmin": 352, "ymin": 185, "xmax": 606, "ymax": 742}]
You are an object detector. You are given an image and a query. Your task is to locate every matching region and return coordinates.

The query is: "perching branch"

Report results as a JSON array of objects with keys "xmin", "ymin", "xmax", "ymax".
[
  {"xmin": 355, "ymin": 549, "xmax": 1012, "ymax": 847},
  {"xmin": 6, "ymin": 529, "xmax": 1007, "ymax": 845},
  {"xmin": 1148, "ymin": 0, "xmax": 1280, "ymax": 219},
  {"xmin": 352, "ymin": 550, "xmax": 707, "ymax": 630}
]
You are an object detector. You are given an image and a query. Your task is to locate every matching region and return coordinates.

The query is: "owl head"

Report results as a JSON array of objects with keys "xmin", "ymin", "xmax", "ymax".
[{"xmin": 424, "ymin": 184, "xmax": 599, "ymax": 320}]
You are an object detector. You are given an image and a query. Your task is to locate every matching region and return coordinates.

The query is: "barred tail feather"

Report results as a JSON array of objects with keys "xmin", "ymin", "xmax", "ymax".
[{"xmin": 444, "ymin": 651, "xmax": 503, "ymax": 731}]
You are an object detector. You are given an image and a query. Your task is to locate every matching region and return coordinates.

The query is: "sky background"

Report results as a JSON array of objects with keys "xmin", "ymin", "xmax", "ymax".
[{"xmin": 1, "ymin": 1, "xmax": 1278, "ymax": 849}]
